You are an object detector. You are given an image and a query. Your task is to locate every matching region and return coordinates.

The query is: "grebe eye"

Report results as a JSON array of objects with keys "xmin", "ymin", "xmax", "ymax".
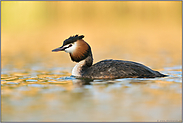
[{"xmin": 69, "ymin": 44, "xmax": 72, "ymax": 47}]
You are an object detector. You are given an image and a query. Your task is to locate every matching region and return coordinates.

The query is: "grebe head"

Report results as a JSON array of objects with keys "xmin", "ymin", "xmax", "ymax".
[{"xmin": 52, "ymin": 35, "xmax": 92, "ymax": 63}]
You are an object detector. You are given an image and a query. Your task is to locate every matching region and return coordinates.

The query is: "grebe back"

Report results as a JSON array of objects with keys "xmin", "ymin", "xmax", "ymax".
[{"xmin": 52, "ymin": 35, "xmax": 167, "ymax": 79}]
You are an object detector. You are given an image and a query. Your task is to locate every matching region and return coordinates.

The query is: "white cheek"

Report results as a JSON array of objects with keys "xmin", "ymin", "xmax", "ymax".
[{"xmin": 65, "ymin": 43, "xmax": 77, "ymax": 53}]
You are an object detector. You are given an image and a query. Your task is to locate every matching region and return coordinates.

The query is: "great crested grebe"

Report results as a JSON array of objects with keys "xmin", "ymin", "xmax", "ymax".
[{"xmin": 52, "ymin": 35, "xmax": 167, "ymax": 79}]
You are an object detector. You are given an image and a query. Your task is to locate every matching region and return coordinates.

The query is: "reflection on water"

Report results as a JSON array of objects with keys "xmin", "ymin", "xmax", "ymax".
[
  {"xmin": 1, "ymin": 1, "xmax": 182, "ymax": 122},
  {"xmin": 1, "ymin": 65, "xmax": 182, "ymax": 122}
]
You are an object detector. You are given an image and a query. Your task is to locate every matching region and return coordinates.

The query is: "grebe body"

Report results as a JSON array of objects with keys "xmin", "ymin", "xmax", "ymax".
[{"xmin": 52, "ymin": 35, "xmax": 167, "ymax": 79}]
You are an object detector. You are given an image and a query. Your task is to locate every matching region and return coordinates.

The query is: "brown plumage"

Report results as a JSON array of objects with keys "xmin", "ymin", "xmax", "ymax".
[
  {"xmin": 70, "ymin": 40, "xmax": 92, "ymax": 63},
  {"xmin": 52, "ymin": 34, "xmax": 167, "ymax": 79}
]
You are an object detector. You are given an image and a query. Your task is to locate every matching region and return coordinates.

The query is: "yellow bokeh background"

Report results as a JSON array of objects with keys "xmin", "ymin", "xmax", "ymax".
[
  {"xmin": 1, "ymin": 2, "xmax": 182, "ymax": 122},
  {"xmin": 1, "ymin": 1, "xmax": 182, "ymax": 70}
]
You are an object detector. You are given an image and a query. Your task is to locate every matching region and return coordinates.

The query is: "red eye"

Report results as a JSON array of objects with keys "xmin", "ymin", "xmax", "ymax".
[{"xmin": 69, "ymin": 44, "xmax": 72, "ymax": 47}]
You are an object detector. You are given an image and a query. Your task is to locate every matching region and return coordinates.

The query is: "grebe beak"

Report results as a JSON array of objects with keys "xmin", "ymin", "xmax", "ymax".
[{"xmin": 52, "ymin": 46, "xmax": 66, "ymax": 52}]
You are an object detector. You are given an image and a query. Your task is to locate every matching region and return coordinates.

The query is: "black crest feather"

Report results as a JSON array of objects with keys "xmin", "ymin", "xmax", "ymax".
[{"xmin": 63, "ymin": 35, "xmax": 84, "ymax": 46}]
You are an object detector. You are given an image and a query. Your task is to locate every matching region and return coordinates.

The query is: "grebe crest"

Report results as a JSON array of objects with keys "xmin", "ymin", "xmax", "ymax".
[{"xmin": 52, "ymin": 34, "xmax": 167, "ymax": 79}]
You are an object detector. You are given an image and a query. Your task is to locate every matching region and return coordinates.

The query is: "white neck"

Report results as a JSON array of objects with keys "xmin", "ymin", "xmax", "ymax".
[{"xmin": 72, "ymin": 60, "xmax": 86, "ymax": 77}]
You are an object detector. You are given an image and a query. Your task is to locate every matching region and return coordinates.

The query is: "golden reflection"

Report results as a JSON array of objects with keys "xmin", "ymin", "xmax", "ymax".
[{"xmin": 1, "ymin": 1, "xmax": 182, "ymax": 122}]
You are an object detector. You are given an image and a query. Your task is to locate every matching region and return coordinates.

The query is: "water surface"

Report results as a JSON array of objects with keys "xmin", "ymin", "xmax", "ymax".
[
  {"xmin": 1, "ymin": 65, "xmax": 182, "ymax": 122},
  {"xmin": 1, "ymin": 1, "xmax": 181, "ymax": 122}
]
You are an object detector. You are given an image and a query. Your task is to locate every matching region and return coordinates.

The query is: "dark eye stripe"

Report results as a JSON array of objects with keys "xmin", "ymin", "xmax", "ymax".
[
  {"xmin": 68, "ymin": 44, "xmax": 72, "ymax": 47},
  {"xmin": 63, "ymin": 44, "xmax": 72, "ymax": 49}
]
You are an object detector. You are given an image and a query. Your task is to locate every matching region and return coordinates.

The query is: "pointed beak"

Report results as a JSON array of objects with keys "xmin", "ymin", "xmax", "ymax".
[{"xmin": 52, "ymin": 46, "xmax": 66, "ymax": 52}]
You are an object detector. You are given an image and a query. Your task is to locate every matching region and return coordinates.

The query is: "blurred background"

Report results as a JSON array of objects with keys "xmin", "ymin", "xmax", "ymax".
[
  {"xmin": 1, "ymin": 1, "xmax": 182, "ymax": 122},
  {"xmin": 1, "ymin": 1, "xmax": 182, "ymax": 72}
]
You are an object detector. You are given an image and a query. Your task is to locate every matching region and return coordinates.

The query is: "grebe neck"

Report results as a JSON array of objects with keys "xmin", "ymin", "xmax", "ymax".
[{"xmin": 71, "ymin": 55, "xmax": 93, "ymax": 77}]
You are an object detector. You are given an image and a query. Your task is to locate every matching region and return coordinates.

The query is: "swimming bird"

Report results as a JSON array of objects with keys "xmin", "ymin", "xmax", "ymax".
[{"xmin": 52, "ymin": 35, "xmax": 167, "ymax": 79}]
